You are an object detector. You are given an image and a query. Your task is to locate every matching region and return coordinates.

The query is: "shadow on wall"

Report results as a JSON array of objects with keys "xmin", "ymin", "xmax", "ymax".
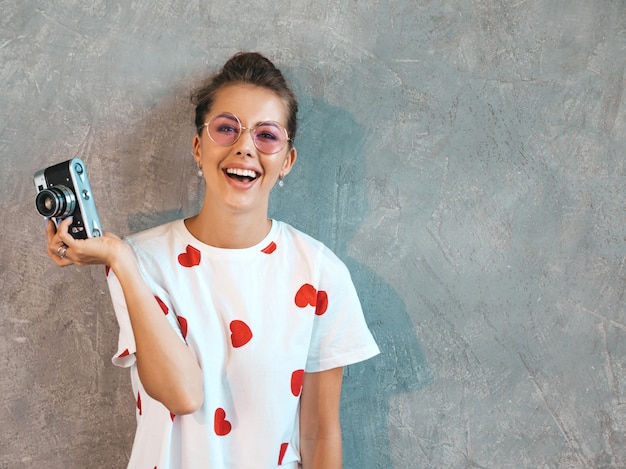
[{"xmin": 270, "ymin": 90, "xmax": 432, "ymax": 469}]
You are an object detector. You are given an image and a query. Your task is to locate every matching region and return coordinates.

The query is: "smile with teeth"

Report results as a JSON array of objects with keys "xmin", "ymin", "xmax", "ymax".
[{"xmin": 225, "ymin": 168, "xmax": 259, "ymax": 181}]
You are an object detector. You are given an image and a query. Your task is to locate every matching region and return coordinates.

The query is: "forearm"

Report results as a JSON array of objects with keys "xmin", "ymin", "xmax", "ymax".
[
  {"xmin": 110, "ymin": 244, "xmax": 204, "ymax": 415},
  {"xmin": 300, "ymin": 434, "xmax": 343, "ymax": 469},
  {"xmin": 299, "ymin": 367, "xmax": 344, "ymax": 469}
]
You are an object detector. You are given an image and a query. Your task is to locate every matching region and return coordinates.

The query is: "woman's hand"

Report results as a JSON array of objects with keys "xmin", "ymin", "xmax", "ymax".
[{"xmin": 46, "ymin": 217, "xmax": 128, "ymax": 268}]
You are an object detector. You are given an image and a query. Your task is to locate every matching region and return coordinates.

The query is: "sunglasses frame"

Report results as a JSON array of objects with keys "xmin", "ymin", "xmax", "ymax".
[{"xmin": 199, "ymin": 112, "xmax": 291, "ymax": 154}]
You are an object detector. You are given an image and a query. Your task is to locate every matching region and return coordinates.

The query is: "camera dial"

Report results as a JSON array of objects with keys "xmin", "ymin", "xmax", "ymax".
[{"xmin": 35, "ymin": 185, "xmax": 76, "ymax": 218}]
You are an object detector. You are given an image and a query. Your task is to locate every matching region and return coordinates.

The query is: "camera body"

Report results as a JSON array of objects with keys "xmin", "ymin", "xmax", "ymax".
[{"xmin": 34, "ymin": 157, "xmax": 102, "ymax": 239}]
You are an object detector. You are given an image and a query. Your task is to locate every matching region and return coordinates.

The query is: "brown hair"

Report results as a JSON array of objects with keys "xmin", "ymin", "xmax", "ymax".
[{"xmin": 191, "ymin": 52, "xmax": 298, "ymax": 145}]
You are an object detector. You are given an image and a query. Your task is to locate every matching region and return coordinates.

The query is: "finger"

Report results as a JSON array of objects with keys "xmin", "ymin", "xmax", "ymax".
[
  {"xmin": 46, "ymin": 218, "xmax": 70, "ymax": 261},
  {"xmin": 56, "ymin": 217, "xmax": 76, "ymax": 246},
  {"xmin": 56, "ymin": 245, "xmax": 68, "ymax": 260},
  {"xmin": 48, "ymin": 242, "xmax": 70, "ymax": 266},
  {"xmin": 45, "ymin": 219, "xmax": 57, "ymax": 244},
  {"xmin": 46, "ymin": 221, "xmax": 63, "ymax": 260}
]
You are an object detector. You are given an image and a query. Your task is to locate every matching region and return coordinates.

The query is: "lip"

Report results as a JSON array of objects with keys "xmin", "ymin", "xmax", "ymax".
[{"xmin": 222, "ymin": 165, "xmax": 261, "ymax": 189}]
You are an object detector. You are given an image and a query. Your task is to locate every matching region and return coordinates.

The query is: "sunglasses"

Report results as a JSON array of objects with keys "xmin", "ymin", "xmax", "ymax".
[{"xmin": 199, "ymin": 112, "xmax": 291, "ymax": 154}]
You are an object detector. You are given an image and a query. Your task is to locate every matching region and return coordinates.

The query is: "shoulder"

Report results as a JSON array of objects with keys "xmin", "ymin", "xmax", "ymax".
[
  {"xmin": 275, "ymin": 221, "xmax": 328, "ymax": 257},
  {"xmin": 276, "ymin": 221, "xmax": 322, "ymax": 248},
  {"xmin": 123, "ymin": 219, "xmax": 185, "ymax": 270},
  {"xmin": 274, "ymin": 221, "xmax": 351, "ymax": 276}
]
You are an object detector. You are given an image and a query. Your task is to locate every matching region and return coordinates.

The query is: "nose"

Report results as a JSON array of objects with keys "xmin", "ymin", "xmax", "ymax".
[{"xmin": 234, "ymin": 127, "xmax": 256, "ymax": 157}]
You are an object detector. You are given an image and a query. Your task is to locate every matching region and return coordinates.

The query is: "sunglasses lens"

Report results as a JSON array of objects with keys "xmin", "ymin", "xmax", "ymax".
[
  {"xmin": 253, "ymin": 123, "xmax": 287, "ymax": 154},
  {"xmin": 208, "ymin": 113, "xmax": 241, "ymax": 146}
]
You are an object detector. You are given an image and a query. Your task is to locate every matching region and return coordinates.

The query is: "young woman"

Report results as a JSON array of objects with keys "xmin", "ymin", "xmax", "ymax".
[{"xmin": 46, "ymin": 52, "xmax": 379, "ymax": 469}]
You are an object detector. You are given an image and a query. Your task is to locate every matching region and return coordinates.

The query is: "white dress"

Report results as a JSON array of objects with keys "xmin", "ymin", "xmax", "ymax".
[{"xmin": 107, "ymin": 219, "xmax": 380, "ymax": 469}]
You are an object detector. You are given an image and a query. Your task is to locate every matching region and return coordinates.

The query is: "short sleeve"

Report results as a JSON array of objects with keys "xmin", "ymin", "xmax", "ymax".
[
  {"xmin": 107, "ymin": 268, "xmax": 187, "ymax": 368},
  {"xmin": 304, "ymin": 248, "xmax": 380, "ymax": 372},
  {"xmin": 107, "ymin": 269, "xmax": 136, "ymax": 367}
]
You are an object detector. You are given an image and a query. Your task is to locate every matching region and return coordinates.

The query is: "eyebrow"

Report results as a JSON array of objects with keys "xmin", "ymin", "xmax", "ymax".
[
  {"xmin": 217, "ymin": 112, "xmax": 286, "ymax": 129},
  {"xmin": 216, "ymin": 112, "xmax": 239, "ymax": 123}
]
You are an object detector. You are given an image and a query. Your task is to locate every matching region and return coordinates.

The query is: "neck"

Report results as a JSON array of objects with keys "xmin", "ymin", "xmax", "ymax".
[{"xmin": 184, "ymin": 205, "xmax": 272, "ymax": 249}]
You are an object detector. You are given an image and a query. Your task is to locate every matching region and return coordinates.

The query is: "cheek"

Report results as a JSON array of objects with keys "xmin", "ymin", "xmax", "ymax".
[
  {"xmin": 198, "ymin": 141, "xmax": 226, "ymax": 162},
  {"xmin": 276, "ymin": 158, "xmax": 290, "ymax": 175}
]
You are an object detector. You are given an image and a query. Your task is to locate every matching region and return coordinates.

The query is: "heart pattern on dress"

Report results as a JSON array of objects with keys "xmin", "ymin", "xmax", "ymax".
[
  {"xmin": 291, "ymin": 369, "xmax": 305, "ymax": 397},
  {"xmin": 177, "ymin": 316, "xmax": 188, "ymax": 340},
  {"xmin": 178, "ymin": 245, "xmax": 201, "ymax": 267},
  {"xmin": 155, "ymin": 296, "xmax": 169, "ymax": 315},
  {"xmin": 278, "ymin": 442, "xmax": 289, "ymax": 465},
  {"xmin": 294, "ymin": 283, "xmax": 316, "ymax": 308},
  {"xmin": 230, "ymin": 320, "xmax": 253, "ymax": 348},
  {"xmin": 314, "ymin": 290, "xmax": 328, "ymax": 316},
  {"xmin": 261, "ymin": 241, "xmax": 277, "ymax": 254},
  {"xmin": 214, "ymin": 408, "xmax": 232, "ymax": 436}
]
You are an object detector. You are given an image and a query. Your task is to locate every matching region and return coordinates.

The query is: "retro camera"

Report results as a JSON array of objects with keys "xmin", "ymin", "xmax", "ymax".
[{"xmin": 34, "ymin": 157, "xmax": 102, "ymax": 239}]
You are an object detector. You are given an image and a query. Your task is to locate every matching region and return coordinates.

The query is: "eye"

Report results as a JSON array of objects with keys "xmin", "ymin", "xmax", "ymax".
[
  {"xmin": 211, "ymin": 114, "xmax": 241, "ymax": 135},
  {"xmin": 256, "ymin": 131, "xmax": 278, "ymax": 141},
  {"xmin": 216, "ymin": 123, "xmax": 239, "ymax": 134},
  {"xmin": 255, "ymin": 123, "xmax": 282, "ymax": 142}
]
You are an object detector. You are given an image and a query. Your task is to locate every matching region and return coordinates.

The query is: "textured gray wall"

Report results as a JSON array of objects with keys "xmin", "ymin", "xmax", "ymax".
[{"xmin": 1, "ymin": 1, "xmax": 625, "ymax": 468}]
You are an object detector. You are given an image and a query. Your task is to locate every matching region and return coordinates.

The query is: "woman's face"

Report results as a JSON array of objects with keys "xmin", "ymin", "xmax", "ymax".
[{"xmin": 192, "ymin": 83, "xmax": 296, "ymax": 217}]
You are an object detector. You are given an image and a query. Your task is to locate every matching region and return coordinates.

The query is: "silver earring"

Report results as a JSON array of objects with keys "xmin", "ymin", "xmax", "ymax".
[{"xmin": 278, "ymin": 176, "xmax": 284, "ymax": 187}]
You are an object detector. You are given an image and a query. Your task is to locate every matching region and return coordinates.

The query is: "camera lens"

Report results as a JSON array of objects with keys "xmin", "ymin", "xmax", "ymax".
[{"xmin": 35, "ymin": 185, "xmax": 76, "ymax": 218}]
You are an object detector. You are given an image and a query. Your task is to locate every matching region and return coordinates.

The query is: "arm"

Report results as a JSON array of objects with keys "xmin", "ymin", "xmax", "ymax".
[
  {"xmin": 46, "ymin": 218, "xmax": 204, "ymax": 415},
  {"xmin": 299, "ymin": 366, "xmax": 344, "ymax": 469}
]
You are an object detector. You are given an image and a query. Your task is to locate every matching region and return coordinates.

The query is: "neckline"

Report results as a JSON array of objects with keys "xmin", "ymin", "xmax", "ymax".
[{"xmin": 175, "ymin": 218, "xmax": 280, "ymax": 258}]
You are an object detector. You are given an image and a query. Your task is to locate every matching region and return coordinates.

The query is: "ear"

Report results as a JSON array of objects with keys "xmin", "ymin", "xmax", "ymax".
[
  {"xmin": 192, "ymin": 134, "xmax": 202, "ymax": 164},
  {"xmin": 281, "ymin": 146, "xmax": 297, "ymax": 177}
]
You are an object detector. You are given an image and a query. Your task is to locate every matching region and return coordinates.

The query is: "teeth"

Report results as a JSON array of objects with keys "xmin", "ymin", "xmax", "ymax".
[{"xmin": 226, "ymin": 168, "xmax": 258, "ymax": 178}]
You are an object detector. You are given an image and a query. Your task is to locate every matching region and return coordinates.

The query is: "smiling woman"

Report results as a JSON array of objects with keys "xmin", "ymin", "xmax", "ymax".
[
  {"xmin": 188, "ymin": 82, "xmax": 298, "ymax": 244},
  {"xmin": 44, "ymin": 51, "xmax": 379, "ymax": 469}
]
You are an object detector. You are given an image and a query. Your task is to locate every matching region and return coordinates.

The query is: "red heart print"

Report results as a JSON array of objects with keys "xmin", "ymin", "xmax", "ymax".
[
  {"xmin": 155, "ymin": 296, "xmax": 169, "ymax": 315},
  {"xmin": 118, "ymin": 348, "xmax": 130, "ymax": 358},
  {"xmin": 291, "ymin": 369, "xmax": 305, "ymax": 397},
  {"xmin": 105, "ymin": 265, "xmax": 110, "ymax": 276},
  {"xmin": 278, "ymin": 442, "xmax": 289, "ymax": 465},
  {"xmin": 214, "ymin": 408, "xmax": 232, "ymax": 436},
  {"xmin": 170, "ymin": 412, "xmax": 175, "ymax": 422},
  {"xmin": 315, "ymin": 290, "xmax": 328, "ymax": 316},
  {"xmin": 295, "ymin": 284, "xmax": 317, "ymax": 308},
  {"xmin": 177, "ymin": 316, "xmax": 188, "ymax": 340},
  {"xmin": 261, "ymin": 241, "xmax": 277, "ymax": 254},
  {"xmin": 178, "ymin": 245, "xmax": 201, "ymax": 267},
  {"xmin": 137, "ymin": 391, "xmax": 142, "ymax": 416},
  {"xmin": 294, "ymin": 284, "xmax": 329, "ymax": 315},
  {"xmin": 230, "ymin": 320, "xmax": 252, "ymax": 348}
]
